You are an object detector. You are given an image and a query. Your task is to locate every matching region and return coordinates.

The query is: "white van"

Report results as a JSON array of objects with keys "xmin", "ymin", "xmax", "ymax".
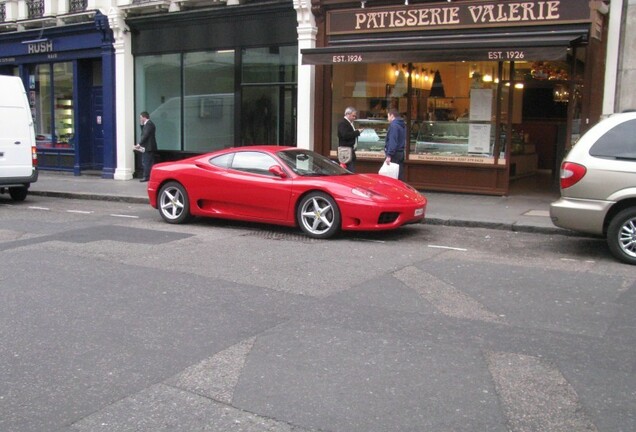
[{"xmin": 0, "ymin": 75, "xmax": 38, "ymax": 201}]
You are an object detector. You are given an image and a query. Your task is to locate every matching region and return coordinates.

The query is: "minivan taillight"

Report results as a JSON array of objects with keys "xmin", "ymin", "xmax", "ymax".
[
  {"xmin": 560, "ymin": 161, "xmax": 586, "ymax": 189},
  {"xmin": 31, "ymin": 145, "xmax": 38, "ymax": 167}
]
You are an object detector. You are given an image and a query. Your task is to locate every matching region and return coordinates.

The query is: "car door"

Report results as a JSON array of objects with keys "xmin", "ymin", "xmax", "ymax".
[{"xmin": 211, "ymin": 151, "xmax": 293, "ymax": 222}]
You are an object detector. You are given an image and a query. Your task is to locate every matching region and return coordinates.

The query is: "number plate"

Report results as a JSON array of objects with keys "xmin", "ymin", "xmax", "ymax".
[{"xmin": 414, "ymin": 208, "xmax": 424, "ymax": 217}]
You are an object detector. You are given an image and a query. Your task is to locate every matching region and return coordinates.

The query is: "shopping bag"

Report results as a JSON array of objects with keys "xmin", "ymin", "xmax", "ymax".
[
  {"xmin": 378, "ymin": 162, "xmax": 399, "ymax": 179},
  {"xmin": 337, "ymin": 146, "xmax": 353, "ymax": 164}
]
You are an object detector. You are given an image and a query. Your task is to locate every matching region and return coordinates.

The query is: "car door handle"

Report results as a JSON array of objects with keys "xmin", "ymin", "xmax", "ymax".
[{"xmin": 14, "ymin": 141, "xmax": 21, "ymax": 145}]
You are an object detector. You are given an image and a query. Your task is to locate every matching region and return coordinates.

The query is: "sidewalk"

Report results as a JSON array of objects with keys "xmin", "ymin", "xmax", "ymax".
[{"xmin": 28, "ymin": 171, "xmax": 567, "ymax": 235}]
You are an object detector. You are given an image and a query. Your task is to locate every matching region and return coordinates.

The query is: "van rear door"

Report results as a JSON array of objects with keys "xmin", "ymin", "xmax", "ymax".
[{"xmin": 0, "ymin": 76, "xmax": 35, "ymax": 178}]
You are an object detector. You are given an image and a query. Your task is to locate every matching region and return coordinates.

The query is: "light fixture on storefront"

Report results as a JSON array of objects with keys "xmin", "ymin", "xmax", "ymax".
[
  {"xmin": 429, "ymin": 70, "xmax": 445, "ymax": 97},
  {"xmin": 392, "ymin": 70, "xmax": 408, "ymax": 97},
  {"xmin": 352, "ymin": 81, "xmax": 368, "ymax": 98},
  {"xmin": 553, "ymin": 84, "xmax": 569, "ymax": 103}
]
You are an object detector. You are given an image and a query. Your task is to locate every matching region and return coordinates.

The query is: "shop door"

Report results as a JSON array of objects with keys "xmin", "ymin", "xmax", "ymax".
[
  {"xmin": 90, "ymin": 87, "xmax": 104, "ymax": 168},
  {"xmin": 240, "ymin": 85, "xmax": 296, "ymax": 146}
]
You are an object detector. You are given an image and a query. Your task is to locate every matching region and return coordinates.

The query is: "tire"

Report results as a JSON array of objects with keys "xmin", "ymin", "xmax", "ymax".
[
  {"xmin": 158, "ymin": 181, "xmax": 192, "ymax": 224},
  {"xmin": 296, "ymin": 191, "xmax": 340, "ymax": 239},
  {"xmin": 607, "ymin": 207, "xmax": 636, "ymax": 265},
  {"xmin": 9, "ymin": 187, "xmax": 28, "ymax": 202}
]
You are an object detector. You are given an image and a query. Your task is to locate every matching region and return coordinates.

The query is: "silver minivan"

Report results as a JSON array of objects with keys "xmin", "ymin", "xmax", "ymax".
[
  {"xmin": 550, "ymin": 112, "xmax": 636, "ymax": 265},
  {"xmin": 0, "ymin": 75, "xmax": 38, "ymax": 201}
]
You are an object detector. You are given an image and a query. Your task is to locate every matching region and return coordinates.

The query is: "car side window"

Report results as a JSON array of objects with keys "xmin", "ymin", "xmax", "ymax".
[
  {"xmin": 210, "ymin": 153, "xmax": 233, "ymax": 168},
  {"xmin": 231, "ymin": 151, "xmax": 278, "ymax": 176},
  {"xmin": 589, "ymin": 119, "xmax": 636, "ymax": 160}
]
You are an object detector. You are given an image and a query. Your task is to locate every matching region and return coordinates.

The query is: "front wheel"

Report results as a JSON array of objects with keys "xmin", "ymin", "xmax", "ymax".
[
  {"xmin": 9, "ymin": 187, "xmax": 28, "ymax": 202},
  {"xmin": 297, "ymin": 191, "xmax": 340, "ymax": 239},
  {"xmin": 607, "ymin": 207, "xmax": 636, "ymax": 265},
  {"xmin": 158, "ymin": 181, "xmax": 192, "ymax": 224}
]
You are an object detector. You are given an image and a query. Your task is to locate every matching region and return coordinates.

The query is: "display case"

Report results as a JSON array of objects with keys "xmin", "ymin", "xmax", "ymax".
[
  {"xmin": 354, "ymin": 118, "xmax": 389, "ymax": 155},
  {"xmin": 54, "ymin": 97, "xmax": 74, "ymax": 148},
  {"xmin": 413, "ymin": 121, "xmax": 470, "ymax": 154}
]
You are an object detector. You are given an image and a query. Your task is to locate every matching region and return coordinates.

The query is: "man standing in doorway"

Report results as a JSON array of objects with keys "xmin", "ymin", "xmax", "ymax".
[
  {"xmin": 135, "ymin": 111, "xmax": 157, "ymax": 182},
  {"xmin": 384, "ymin": 108, "xmax": 406, "ymax": 181},
  {"xmin": 337, "ymin": 107, "xmax": 362, "ymax": 172}
]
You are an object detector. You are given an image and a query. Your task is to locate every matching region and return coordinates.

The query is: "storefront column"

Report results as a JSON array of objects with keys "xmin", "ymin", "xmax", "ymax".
[
  {"xmin": 97, "ymin": 12, "xmax": 117, "ymax": 179},
  {"xmin": 109, "ymin": 9, "xmax": 135, "ymax": 181},
  {"xmin": 294, "ymin": 0, "xmax": 316, "ymax": 150}
]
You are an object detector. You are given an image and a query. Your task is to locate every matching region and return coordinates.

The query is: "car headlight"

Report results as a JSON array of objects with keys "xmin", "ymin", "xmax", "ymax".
[{"xmin": 351, "ymin": 187, "xmax": 387, "ymax": 200}]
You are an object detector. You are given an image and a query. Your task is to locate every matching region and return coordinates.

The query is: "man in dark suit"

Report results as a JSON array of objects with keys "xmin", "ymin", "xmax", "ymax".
[
  {"xmin": 135, "ymin": 111, "xmax": 157, "ymax": 182},
  {"xmin": 337, "ymin": 107, "xmax": 362, "ymax": 172}
]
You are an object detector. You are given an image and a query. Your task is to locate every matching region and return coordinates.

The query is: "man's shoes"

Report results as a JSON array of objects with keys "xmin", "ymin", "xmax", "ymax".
[{"xmin": 140, "ymin": 179, "xmax": 148, "ymax": 183}]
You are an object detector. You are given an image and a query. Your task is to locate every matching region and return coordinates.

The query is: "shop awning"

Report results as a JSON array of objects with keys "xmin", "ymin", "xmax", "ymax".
[{"xmin": 301, "ymin": 26, "xmax": 589, "ymax": 65}]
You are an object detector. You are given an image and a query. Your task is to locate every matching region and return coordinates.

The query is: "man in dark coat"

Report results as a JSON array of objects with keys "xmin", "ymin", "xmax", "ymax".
[
  {"xmin": 384, "ymin": 108, "xmax": 406, "ymax": 180},
  {"xmin": 136, "ymin": 111, "xmax": 157, "ymax": 182},
  {"xmin": 337, "ymin": 107, "xmax": 362, "ymax": 172}
]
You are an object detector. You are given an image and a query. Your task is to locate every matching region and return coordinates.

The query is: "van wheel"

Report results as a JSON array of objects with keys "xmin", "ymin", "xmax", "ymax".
[
  {"xmin": 607, "ymin": 207, "xmax": 636, "ymax": 265},
  {"xmin": 9, "ymin": 187, "xmax": 28, "ymax": 202}
]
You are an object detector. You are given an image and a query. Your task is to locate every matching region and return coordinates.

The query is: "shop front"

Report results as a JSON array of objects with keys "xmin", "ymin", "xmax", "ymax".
[
  {"xmin": 126, "ymin": 1, "xmax": 298, "ymax": 164},
  {"xmin": 0, "ymin": 12, "xmax": 116, "ymax": 176},
  {"xmin": 302, "ymin": 0, "xmax": 607, "ymax": 195}
]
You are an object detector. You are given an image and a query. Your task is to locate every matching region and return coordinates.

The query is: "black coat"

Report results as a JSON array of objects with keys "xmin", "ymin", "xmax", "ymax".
[
  {"xmin": 337, "ymin": 117, "xmax": 360, "ymax": 163},
  {"xmin": 139, "ymin": 119, "xmax": 157, "ymax": 152}
]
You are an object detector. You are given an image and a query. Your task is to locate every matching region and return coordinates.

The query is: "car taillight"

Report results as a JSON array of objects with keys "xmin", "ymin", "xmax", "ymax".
[
  {"xmin": 32, "ymin": 145, "xmax": 38, "ymax": 167},
  {"xmin": 560, "ymin": 161, "xmax": 586, "ymax": 189}
]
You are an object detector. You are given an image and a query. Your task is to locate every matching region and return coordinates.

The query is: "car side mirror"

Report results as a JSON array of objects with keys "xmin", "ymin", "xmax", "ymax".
[{"xmin": 269, "ymin": 165, "xmax": 288, "ymax": 178}]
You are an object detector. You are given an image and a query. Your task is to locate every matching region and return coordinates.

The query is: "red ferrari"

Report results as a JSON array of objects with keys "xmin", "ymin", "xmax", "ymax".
[{"xmin": 148, "ymin": 146, "xmax": 427, "ymax": 239}]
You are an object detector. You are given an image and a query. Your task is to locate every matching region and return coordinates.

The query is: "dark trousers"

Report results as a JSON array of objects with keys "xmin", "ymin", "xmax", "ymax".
[
  {"xmin": 393, "ymin": 150, "xmax": 405, "ymax": 180},
  {"xmin": 142, "ymin": 151, "xmax": 155, "ymax": 180}
]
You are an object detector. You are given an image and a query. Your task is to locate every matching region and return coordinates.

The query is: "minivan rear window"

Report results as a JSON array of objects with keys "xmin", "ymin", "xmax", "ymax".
[{"xmin": 589, "ymin": 119, "xmax": 636, "ymax": 160}]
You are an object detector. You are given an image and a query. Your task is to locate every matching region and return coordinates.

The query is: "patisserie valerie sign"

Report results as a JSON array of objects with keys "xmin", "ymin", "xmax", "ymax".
[{"xmin": 328, "ymin": 0, "xmax": 592, "ymax": 35}]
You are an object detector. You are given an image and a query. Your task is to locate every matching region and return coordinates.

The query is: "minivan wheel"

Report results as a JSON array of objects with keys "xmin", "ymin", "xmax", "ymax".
[
  {"xmin": 607, "ymin": 207, "xmax": 636, "ymax": 265},
  {"xmin": 9, "ymin": 187, "xmax": 28, "ymax": 202}
]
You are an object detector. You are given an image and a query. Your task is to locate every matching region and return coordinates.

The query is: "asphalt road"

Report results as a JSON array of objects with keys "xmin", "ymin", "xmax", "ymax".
[{"xmin": 1, "ymin": 195, "xmax": 634, "ymax": 432}]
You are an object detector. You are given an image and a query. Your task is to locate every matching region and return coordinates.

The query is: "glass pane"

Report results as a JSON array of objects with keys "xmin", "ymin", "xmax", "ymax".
[
  {"xmin": 242, "ymin": 45, "xmax": 297, "ymax": 84},
  {"xmin": 31, "ymin": 64, "xmax": 53, "ymax": 149},
  {"xmin": 184, "ymin": 50, "xmax": 235, "ymax": 152},
  {"xmin": 53, "ymin": 62, "xmax": 74, "ymax": 149},
  {"xmin": 135, "ymin": 54, "xmax": 181, "ymax": 151},
  {"xmin": 241, "ymin": 86, "xmax": 279, "ymax": 145}
]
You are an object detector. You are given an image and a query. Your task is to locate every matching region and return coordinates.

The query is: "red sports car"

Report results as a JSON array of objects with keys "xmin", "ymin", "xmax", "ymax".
[{"xmin": 148, "ymin": 146, "xmax": 426, "ymax": 239}]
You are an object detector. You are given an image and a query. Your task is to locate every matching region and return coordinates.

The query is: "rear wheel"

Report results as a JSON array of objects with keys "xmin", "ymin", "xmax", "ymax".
[
  {"xmin": 297, "ymin": 191, "xmax": 340, "ymax": 239},
  {"xmin": 607, "ymin": 207, "xmax": 636, "ymax": 265},
  {"xmin": 158, "ymin": 181, "xmax": 192, "ymax": 224},
  {"xmin": 9, "ymin": 187, "xmax": 28, "ymax": 202}
]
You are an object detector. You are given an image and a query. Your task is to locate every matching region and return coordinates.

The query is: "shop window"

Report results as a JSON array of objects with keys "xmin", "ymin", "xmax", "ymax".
[
  {"xmin": 28, "ymin": 63, "xmax": 75, "ymax": 151},
  {"xmin": 184, "ymin": 50, "xmax": 235, "ymax": 152},
  {"xmin": 241, "ymin": 46, "xmax": 297, "ymax": 146},
  {"xmin": 53, "ymin": 62, "xmax": 74, "ymax": 149},
  {"xmin": 135, "ymin": 54, "xmax": 181, "ymax": 151},
  {"xmin": 242, "ymin": 46, "xmax": 297, "ymax": 84},
  {"xmin": 331, "ymin": 61, "xmax": 527, "ymax": 165}
]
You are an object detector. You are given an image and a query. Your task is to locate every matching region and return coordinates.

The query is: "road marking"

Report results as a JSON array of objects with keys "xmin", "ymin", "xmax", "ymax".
[
  {"xmin": 486, "ymin": 351, "xmax": 598, "ymax": 432},
  {"xmin": 428, "ymin": 244, "xmax": 467, "ymax": 251},
  {"xmin": 110, "ymin": 214, "xmax": 139, "ymax": 219},
  {"xmin": 28, "ymin": 206, "xmax": 50, "ymax": 211},
  {"xmin": 394, "ymin": 266, "xmax": 502, "ymax": 323},
  {"xmin": 167, "ymin": 337, "xmax": 255, "ymax": 404},
  {"xmin": 67, "ymin": 210, "xmax": 94, "ymax": 214}
]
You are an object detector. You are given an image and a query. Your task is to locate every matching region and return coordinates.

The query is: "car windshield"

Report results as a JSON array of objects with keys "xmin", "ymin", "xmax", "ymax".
[{"xmin": 277, "ymin": 149, "xmax": 350, "ymax": 177}]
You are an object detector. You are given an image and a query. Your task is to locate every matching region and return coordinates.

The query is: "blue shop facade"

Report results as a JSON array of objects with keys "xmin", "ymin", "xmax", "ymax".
[{"xmin": 0, "ymin": 12, "xmax": 116, "ymax": 177}]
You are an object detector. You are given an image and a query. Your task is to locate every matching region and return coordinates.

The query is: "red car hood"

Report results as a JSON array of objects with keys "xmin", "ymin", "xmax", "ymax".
[{"xmin": 327, "ymin": 173, "xmax": 424, "ymax": 202}]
